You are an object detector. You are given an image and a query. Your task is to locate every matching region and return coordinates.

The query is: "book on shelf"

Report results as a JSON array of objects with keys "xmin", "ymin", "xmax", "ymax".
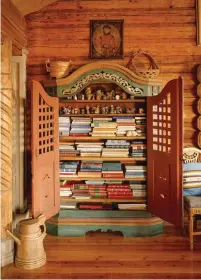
[
  {"xmin": 80, "ymin": 153, "xmax": 101, "ymax": 157},
  {"xmin": 72, "ymin": 193, "xmax": 91, "ymax": 199},
  {"xmin": 60, "ymin": 192, "xmax": 72, "ymax": 197},
  {"xmin": 60, "ymin": 202, "xmax": 77, "ymax": 209},
  {"xmin": 92, "ymin": 122, "xmax": 117, "ymax": 128},
  {"xmin": 102, "ymin": 174, "xmax": 124, "ymax": 178},
  {"xmin": 60, "ymin": 173, "xmax": 78, "ymax": 177},
  {"xmin": 88, "ymin": 185, "xmax": 106, "ymax": 189},
  {"xmin": 93, "ymin": 117, "xmax": 113, "ymax": 121},
  {"xmin": 72, "ymin": 184, "xmax": 89, "ymax": 190},
  {"xmin": 86, "ymin": 180, "xmax": 105, "ymax": 185},
  {"xmin": 71, "ymin": 189, "xmax": 89, "ymax": 194},
  {"xmin": 69, "ymin": 133, "xmax": 89, "ymax": 136},
  {"xmin": 118, "ymin": 204, "xmax": 147, "ymax": 210},
  {"xmin": 77, "ymin": 172, "xmax": 102, "ymax": 177},
  {"xmin": 78, "ymin": 203, "xmax": 103, "ymax": 210}
]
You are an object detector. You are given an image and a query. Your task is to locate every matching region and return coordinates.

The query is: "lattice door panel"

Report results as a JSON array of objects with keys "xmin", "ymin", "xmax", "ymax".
[
  {"xmin": 152, "ymin": 93, "xmax": 171, "ymax": 153},
  {"xmin": 147, "ymin": 77, "xmax": 183, "ymax": 227},
  {"xmin": 31, "ymin": 80, "xmax": 60, "ymax": 220},
  {"xmin": 38, "ymin": 95, "xmax": 55, "ymax": 155}
]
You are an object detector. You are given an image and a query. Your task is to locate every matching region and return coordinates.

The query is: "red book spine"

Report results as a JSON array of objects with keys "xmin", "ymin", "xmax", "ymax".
[
  {"xmin": 107, "ymin": 191, "xmax": 132, "ymax": 195},
  {"xmin": 88, "ymin": 186, "xmax": 107, "ymax": 189},
  {"xmin": 89, "ymin": 191, "xmax": 107, "ymax": 194},
  {"xmin": 87, "ymin": 185, "xmax": 106, "ymax": 188},
  {"xmin": 79, "ymin": 205, "xmax": 103, "ymax": 209},
  {"xmin": 107, "ymin": 184, "xmax": 130, "ymax": 188},
  {"xmin": 108, "ymin": 195, "xmax": 133, "ymax": 199},
  {"xmin": 69, "ymin": 133, "xmax": 89, "ymax": 136},
  {"xmin": 107, "ymin": 189, "xmax": 132, "ymax": 192}
]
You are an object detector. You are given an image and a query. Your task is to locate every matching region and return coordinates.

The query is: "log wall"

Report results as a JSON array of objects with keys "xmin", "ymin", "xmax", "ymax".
[{"xmin": 25, "ymin": 0, "xmax": 201, "ymax": 146}]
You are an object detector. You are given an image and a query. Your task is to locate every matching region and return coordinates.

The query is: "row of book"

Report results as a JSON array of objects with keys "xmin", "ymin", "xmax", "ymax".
[
  {"xmin": 59, "ymin": 139, "xmax": 147, "ymax": 158},
  {"xmin": 60, "ymin": 181, "xmax": 147, "ymax": 199},
  {"xmin": 60, "ymin": 161, "xmax": 147, "ymax": 179},
  {"xmin": 60, "ymin": 201, "xmax": 147, "ymax": 211},
  {"xmin": 59, "ymin": 116, "xmax": 146, "ymax": 137}
]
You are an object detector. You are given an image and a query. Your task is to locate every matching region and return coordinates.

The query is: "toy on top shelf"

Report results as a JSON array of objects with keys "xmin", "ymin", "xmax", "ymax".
[
  {"xmin": 59, "ymin": 84, "xmax": 144, "ymax": 101},
  {"xmin": 59, "ymin": 104, "xmax": 143, "ymax": 116}
]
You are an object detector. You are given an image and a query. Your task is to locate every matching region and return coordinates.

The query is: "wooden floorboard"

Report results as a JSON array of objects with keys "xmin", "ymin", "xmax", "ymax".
[{"xmin": 2, "ymin": 225, "xmax": 201, "ymax": 279}]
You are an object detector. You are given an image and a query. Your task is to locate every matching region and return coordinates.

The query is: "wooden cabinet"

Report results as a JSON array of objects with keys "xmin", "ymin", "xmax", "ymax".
[{"xmin": 31, "ymin": 63, "xmax": 183, "ymax": 236}]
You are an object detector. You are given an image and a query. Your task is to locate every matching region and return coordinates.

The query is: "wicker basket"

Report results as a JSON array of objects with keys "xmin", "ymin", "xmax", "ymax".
[{"xmin": 127, "ymin": 50, "xmax": 160, "ymax": 79}]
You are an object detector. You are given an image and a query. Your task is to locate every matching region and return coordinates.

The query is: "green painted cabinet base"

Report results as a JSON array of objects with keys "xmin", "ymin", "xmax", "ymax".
[{"xmin": 46, "ymin": 210, "xmax": 164, "ymax": 237}]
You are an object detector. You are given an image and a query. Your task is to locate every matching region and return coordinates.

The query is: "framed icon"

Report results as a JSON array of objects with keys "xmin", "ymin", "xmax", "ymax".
[{"xmin": 90, "ymin": 20, "xmax": 124, "ymax": 59}]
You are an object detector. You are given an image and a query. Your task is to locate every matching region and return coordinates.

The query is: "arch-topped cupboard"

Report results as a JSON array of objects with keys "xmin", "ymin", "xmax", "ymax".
[{"xmin": 31, "ymin": 63, "xmax": 183, "ymax": 236}]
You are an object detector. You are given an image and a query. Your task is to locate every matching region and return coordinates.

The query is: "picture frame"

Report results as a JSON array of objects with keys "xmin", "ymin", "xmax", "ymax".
[
  {"xmin": 90, "ymin": 20, "xmax": 124, "ymax": 59},
  {"xmin": 197, "ymin": 0, "xmax": 201, "ymax": 46}
]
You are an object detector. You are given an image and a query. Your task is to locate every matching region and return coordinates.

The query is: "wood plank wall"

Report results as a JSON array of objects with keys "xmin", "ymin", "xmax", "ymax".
[{"xmin": 25, "ymin": 0, "xmax": 201, "ymax": 146}]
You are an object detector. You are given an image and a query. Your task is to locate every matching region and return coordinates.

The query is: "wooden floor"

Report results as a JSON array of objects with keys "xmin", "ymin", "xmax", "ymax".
[{"xmin": 2, "ymin": 225, "xmax": 201, "ymax": 279}]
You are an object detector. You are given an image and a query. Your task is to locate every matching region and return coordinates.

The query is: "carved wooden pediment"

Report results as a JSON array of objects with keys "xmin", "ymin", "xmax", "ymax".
[{"xmin": 43, "ymin": 62, "xmax": 162, "ymax": 98}]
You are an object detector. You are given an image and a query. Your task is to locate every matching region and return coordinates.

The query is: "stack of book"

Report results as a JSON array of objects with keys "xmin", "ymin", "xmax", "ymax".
[
  {"xmin": 107, "ymin": 184, "xmax": 133, "ymax": 199},
  {"xmin": 78, "ymin": 161, "xmax": 102, "ymax": 178},
  {"xmin": 129, "ymin": 182, "xmax": 147, "ymax": 198},
  {"xmin": 102, "ymin": 139, "xmax": 130, "ymax": 157},
  {"xmin": 102, "ymin": 148, "xmax": 129, "ymax": 157},
  {"xmin": 131, "ymin": 140, "xmax": 147, "ymax": 158},
  {"xmin": 75, "ymin": 141, "xmax": 104, "ymax": 157},
  {"xmin": 59, "ymin": 142, "xmax": 79, "ymax": 157},
  {"xmin": 72, "ymin": 192, "xmax": 91, "ymax": 199},
  {"xmin": 105, "ymin": 139, "xmax": 130, "ymax": 149},
  {"xmin": 88, "ymin": 184, "xmax": 107, "ymax": 198},
  {"xmin": 86, "ymin": 180, "xmax": 105, "ymax": 185},
  {"xmin": 135, "ymin": 116, "xmax": 146, "ymax": 136},
  {"xmin": 59, "ymin": 117, "xmax": 70, "ymax": 136},
  {"xmin": 118, "ymin": 203, "xmax": 147, "ymax": 210},
  {"xmin": 102, "ymin": 162, "xmax": 124, "ymax": 178},
  {"xmin": 60, "ymin": 201, "xmax": 77, "ymax": 209},
  {"xmin": 60, "ymin": 179, "xmax": 72, "ymax": 197},
  {"xmin": 124, "ymin": 165, "xmax": 147, "ymax": 179},
  {"xmin": 90, "ymin": 117, "xmax": 116, "ymax": 137},
  {"xmin": 70, "ymin": 117, "xmax": 91, "ymax": 136},
  {"xmin": 60, "ymin": 161, "xmax": 79, "ymax": 177},
  {"xmin": 71, "ymin": 183, "xmax": 90, "ymax": 199},
  {"xmin": 114, "ymin": 117, "xmax": 136, "ymax": 136}
]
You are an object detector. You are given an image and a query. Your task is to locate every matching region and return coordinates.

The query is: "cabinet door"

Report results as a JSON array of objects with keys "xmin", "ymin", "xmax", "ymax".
[
  {"xmin": 147, "ymin": 77, "xmax": 183, "ymax": 227},
  {"xmin": 31, "ymin": 80, "xmax": 60, "ymax": 220}
]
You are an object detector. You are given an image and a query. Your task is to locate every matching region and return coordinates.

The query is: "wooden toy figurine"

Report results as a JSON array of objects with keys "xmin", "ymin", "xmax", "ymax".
[{"xmin": 85, "ymin": 87, "xmax": 93, "ymax": 100}]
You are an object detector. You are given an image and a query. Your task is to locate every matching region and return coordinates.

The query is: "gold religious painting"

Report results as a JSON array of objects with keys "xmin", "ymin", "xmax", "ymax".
[{"xmin": 90, "ymin": 20, "xmax": 124, "ymax": 59}]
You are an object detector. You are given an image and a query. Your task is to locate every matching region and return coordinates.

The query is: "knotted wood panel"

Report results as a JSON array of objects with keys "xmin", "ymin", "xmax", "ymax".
[{"xmin": 1, "ymin": 35, "xmax": 13, "ymax": 239}]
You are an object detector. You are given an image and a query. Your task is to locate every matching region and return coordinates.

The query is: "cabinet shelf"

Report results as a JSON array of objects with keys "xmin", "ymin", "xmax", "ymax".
[
  {"xmin": 59, "ymin": 113, "xmax": 145, "ymax": 117},
  {"xmin": 60, "ymin": 136, "xmax": 146, "ymax": 141},
  {"xmin": 59, "ymin": 156, "xmax": 146, "ymax": 161},
  {"xmin": 60, "ymin": 197, "xmax": 146, "ymax": 203},
  {"xmin": 59, "ymin": 176, "xmax": 146, "ymax": 181},
  {"xmin": 60, "ymin": 99, "xmax": 146, "ymax": 103}
]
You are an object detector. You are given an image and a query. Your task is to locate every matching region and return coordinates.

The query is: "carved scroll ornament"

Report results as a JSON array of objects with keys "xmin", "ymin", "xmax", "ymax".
[{"xmin": 62, "ymin": 70, "xmax": 143, "ymax": 97}]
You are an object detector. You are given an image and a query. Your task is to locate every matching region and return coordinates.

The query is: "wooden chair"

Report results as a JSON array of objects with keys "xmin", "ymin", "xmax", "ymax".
[{"xmin": 183, "ymin": 147, "xmax": 201, "ymax": 250}]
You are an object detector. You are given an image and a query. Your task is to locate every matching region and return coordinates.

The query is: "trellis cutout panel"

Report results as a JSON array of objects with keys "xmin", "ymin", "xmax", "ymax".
[
  {"xmin": 152, "ymin": 93, "xmax": 171, "ymax": 153},
  {"xmin": 38, "ymin": 94, "xmax": 55, "ymax": 155}
]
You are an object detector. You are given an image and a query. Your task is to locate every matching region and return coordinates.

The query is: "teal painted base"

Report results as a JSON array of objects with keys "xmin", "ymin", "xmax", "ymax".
[{"xmin": 46, "ymin": 210, "xmax": 164, "ymax": 237}]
